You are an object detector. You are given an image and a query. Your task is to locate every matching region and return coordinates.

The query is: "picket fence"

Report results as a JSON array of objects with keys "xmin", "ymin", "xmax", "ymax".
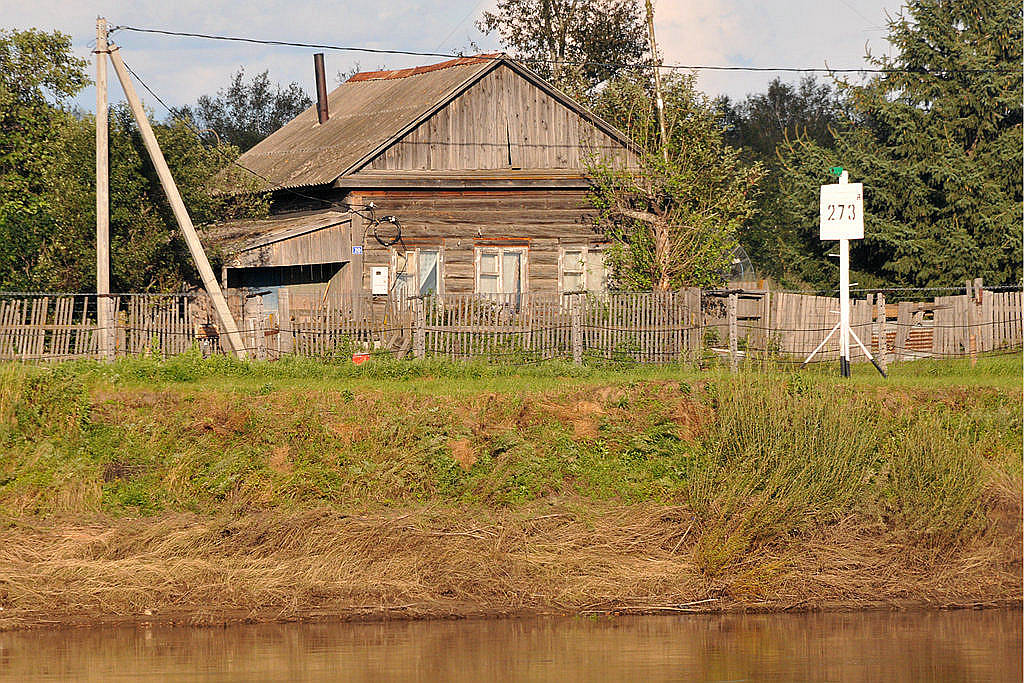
[
  {"xmin": 0, "ymin": 284, "xmax": 1019, "ymax": 366},
  {"xmin": 277, "ymin": 290, "xmax": 703, "ymax": 363}
]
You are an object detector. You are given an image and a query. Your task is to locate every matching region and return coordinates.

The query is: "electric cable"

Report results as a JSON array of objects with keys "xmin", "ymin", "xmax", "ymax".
[
  {"xmin": 117, "ymin": 55, "xmax": 380, "ymax": 224},
  {"xmin": 109, "ymin": 24, "xmax": 1020, "ymax": 76},
  {"xmin": 373, "ymin": 216, "xmax": 402, "ymax": 247}
]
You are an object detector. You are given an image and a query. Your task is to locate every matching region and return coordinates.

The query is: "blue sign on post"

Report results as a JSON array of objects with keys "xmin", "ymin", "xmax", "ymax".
[{"xmin": 352, "ymin": 245, "xmax": 363, "ymax": 255}]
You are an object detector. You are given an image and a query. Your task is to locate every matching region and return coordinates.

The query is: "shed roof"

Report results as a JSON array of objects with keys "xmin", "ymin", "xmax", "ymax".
[
  {"xmin": 227, "ymin": 54, "xmax": 633, "ymax": 192},
  {"xmin": 203, "ymin": 210, "xmax": 349, "ymax": 253}
]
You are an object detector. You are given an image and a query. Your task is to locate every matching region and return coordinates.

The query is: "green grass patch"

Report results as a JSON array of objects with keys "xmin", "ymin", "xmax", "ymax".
[{"xmin": 0, "ymin": 354, "xmax": 1018, "ymax": 555}]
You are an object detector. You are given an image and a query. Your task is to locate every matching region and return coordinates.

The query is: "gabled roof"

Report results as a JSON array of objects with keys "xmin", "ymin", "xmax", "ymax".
[{"xmin": 228, "ymin": 54, "xmax": 634, "ymax": 192}]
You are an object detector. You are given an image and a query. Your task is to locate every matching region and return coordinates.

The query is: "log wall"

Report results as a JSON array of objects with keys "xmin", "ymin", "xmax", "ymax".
[{"xmin": 345, "ymin": 188, "xmax": 603, "ymax": 298}]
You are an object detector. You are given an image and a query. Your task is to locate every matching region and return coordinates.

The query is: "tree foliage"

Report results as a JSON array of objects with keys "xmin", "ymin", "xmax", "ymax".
[
  {"xmin": 173, "ymin": 68, "xmax": 312, "ymax": 151},
  {"xmin": 35, "ymin": 106, "xmax": 267, "ymax": 292},
  {"xmin": 711, "ymin": 78, "xmax": 846, "ymax": 281},
  {"xmin": 477, "ymin": 0, "xmax": 648, "ymax": 94},
  {"xmin": 717, "ymin": 77, "xmax": 844, "ymax": 164},
  {"xmin": 774, "ymin": 0, "xmax": 1022, "ymax": 288},
  {"xmin": 0, "ymin": 29, "xmax": 267, "ymax": 292},
  {"xmin": 0, "ymin": 29, "xmax": 88, "ymax": 288},
  {"xmin": 588, "ymin": 73, "xmax": 764, "ymax": 289}
]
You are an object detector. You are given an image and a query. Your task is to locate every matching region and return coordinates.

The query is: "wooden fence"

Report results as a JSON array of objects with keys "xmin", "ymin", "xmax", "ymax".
[
  {"xmin": 0, "ymin": 294, "xmax": 208, "ymax": 361},
  {"xmin": 717, "ymin": 282, "xmax": 1023, "ymax": 367},
  {"xmin": 741, "ymin": 291, "xmax": 875, "ymax": 361},
  {"xmin": 412, "ymin": 289, "xmax": 703, "ymax": 362},
  {"xmin": 0, "ymin": 285, "xmax": 1019, "ymax": 366}
]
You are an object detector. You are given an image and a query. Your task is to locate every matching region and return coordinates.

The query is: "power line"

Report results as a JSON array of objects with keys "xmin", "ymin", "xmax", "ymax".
[
  {"xmin": 109, "ymin": 25, "xmax": 1019, "ymax": 75},
  {"xmin": 434, "ymin": 0, "xmax": 489, "ymax": 52},
  {"xmin": 833, "ymin": 0, "xmax": 889, "ymax": 32},
  {"xmin": 117, "ymin": 55, "xmax": 379, "ymax": 222}
]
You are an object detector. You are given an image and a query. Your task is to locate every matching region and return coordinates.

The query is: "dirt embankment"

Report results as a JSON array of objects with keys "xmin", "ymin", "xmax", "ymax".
[{"xmin": 0, "ymin": 366, "xmax": 1021, "ymax": 630}]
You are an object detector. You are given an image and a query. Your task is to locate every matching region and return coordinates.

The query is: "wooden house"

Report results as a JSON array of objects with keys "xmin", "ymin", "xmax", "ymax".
[{"xmin": 205, "ymin": 53, "xmax": 637, "ymax": 321}]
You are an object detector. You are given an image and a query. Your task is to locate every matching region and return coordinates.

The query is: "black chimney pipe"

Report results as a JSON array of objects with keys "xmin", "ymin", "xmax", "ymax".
[{"xmin": 314, "ymin": 53, "xmax": 329, "ymax": 124}]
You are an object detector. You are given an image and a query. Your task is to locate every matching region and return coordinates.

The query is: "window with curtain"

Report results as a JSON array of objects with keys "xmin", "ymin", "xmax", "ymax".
[
  {"xmin": 392, "ymin": 248, "xmax": 442, "ymax": 299},
  {"xmin": 418, "ymin": 250, "xmax": 439, "ymax": 295}
]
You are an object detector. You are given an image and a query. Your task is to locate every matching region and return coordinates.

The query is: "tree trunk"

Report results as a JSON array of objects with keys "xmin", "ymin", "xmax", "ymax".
[
  {"xmin": 654, "ymin": 222, "xmax": 672, "ymax": 290},
  {"xmin": 542, "ymin": 0, "xmax": 560, "ymax": 85}
]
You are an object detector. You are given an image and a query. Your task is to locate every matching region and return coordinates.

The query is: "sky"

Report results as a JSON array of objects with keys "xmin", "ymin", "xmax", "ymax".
[{"xmin": 2, "ymin": 0, "xmax": 904, "ymax": 114}]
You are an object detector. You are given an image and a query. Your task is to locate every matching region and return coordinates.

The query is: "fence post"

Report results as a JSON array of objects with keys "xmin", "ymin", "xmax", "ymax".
[
  {"xmin": 570, "ymin": 294, "xmax": 583, "ymax": 365},
  {"xmin": 728, "ymin": 292, "xmax": 738, "ymax": 372},
  {"xmin": 692, "ymin": 287, "xmax": 704, "ymax": 361},
  {"xmin": 966, "ymin": 279, "xmax": 977, "ymax": 366},
  {"xmin": 278, "ymin": 288, "xmax": 292, "ymax": 355},
  {"xmin": 974, "ymin": 277, "xmax": 986, "ymax": 353},
  {"xmin": 413, "ymin": 297, "xmax": 426, "ymax": 360},
  {"xmin": 875, "ymin": 293, "xmax": 887, "ymax": 373}
]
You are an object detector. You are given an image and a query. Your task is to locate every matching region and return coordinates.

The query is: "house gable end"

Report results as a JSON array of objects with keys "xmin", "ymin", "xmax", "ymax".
[{"xmin": 352, "ymin": 63, "xmax": 636, "ymax": 174}]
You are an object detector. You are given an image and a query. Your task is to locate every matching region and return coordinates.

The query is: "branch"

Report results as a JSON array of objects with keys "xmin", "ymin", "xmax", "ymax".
[{"xmin": 619, "ymin": 208, "xmax": 661, "ymax": 225}]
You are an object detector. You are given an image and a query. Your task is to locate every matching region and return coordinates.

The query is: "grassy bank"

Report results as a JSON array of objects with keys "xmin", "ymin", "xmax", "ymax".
[{"xmin": 0, "ymin": 354, "xmax": 1020, "ymax": 629}]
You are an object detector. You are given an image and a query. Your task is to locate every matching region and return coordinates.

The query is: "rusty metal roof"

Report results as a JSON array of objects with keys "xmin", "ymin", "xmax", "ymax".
[
  {"xmin": 230, "ymin": 56, "xmax": 501, "ymax": 191},
  {"xmin": 346, "ymin": 54, "xmax": 500, "ymax": 83}
]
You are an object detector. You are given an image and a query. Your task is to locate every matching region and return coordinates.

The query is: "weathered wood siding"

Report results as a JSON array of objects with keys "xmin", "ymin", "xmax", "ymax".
[
  {"xmin": 347, "ymin": 188, "xmax": 601, "ymax": 296},
  {"xmin": 362, "ymin": 65, "xmax": 633, "ymax": 172}
]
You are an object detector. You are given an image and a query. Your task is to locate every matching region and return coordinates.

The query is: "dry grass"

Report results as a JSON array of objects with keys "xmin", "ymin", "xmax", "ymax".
[
  {"xmin": 0, "ymin": 359, "xmax": 1020, "ymax": 630},
  {"xmin": 0, "ymin": 502, "xmax": 1019, "ymax": 631}
]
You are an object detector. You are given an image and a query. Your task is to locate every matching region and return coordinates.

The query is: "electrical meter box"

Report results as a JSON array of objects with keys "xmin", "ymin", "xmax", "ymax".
[{"xmin": 371, "ymin": 266, "xmax": 389, "ymax": 295}]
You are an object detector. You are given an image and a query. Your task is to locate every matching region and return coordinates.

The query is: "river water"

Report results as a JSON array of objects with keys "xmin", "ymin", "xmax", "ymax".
[{"xmin": 0, "ymin": 610, "xmax": 1019, "ymax": 682}]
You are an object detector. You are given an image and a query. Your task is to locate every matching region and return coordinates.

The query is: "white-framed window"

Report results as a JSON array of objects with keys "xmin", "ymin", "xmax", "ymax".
[
  {"xmin": 392, "ymin": 248, "xmax": 443, "ymax": 299},
  {"xmin": 475, "ymin": 246, "xmax": 527, "ymax": 295},
  {"xmin": 559, "ymin": 246, "xmax": 607, "ymax": 293}
]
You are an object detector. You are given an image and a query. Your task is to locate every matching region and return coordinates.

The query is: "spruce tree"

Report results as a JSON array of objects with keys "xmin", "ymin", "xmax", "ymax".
[{"xmin": 776, "ymin": 0, "xmax": 1022, "ymax": 288}]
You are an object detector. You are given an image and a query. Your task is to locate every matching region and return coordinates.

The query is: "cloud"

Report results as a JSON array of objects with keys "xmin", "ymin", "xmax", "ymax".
[{"xmin": 655, "ymin": 0, "xmax": 900, "ymax": 99}]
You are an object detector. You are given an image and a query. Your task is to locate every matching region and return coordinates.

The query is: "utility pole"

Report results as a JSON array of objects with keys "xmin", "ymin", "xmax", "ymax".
[
  {"xmin": 95, "ymin": 17, "xmax": 112, "ymax": 359},
  {"xmin": 105, "ymin": 43, "xmax": 248, "ymax": 359},
  {"xmin": 644, "ymin": 0, "xmax": 669, "ymax": 163}
]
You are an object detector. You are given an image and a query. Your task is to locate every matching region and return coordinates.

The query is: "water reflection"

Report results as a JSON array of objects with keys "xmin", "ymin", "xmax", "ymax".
[{"xmin": 0, "ymin": 610, "xmax": 1019, "ymax": 682}]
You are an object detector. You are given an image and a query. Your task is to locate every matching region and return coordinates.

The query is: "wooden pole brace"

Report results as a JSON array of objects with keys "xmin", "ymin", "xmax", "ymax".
[{"xmin": 106, "ymin": 44, "xmax": 247, "ymax": 359}]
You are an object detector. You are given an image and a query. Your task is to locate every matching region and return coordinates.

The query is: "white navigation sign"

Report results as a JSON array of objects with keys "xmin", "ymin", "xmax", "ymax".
[
  {"xmin": 803, "ymin": 172, "xmax": 885, "ymax": 379},
  {"xmin": 819, "ymin": 182, "xmax": 864, "ymax": 240}
]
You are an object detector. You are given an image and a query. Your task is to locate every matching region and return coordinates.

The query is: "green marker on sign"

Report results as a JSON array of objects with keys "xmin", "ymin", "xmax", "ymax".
[{"xmin": 829, "ymin": 166, "xmax": 844, "ymax": 176}]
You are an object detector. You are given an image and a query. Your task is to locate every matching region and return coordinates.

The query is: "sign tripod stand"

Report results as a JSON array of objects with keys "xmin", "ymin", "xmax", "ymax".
[{"xmin": 801, "ymin": 169, "xmax": 887, "ymax": 378}]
